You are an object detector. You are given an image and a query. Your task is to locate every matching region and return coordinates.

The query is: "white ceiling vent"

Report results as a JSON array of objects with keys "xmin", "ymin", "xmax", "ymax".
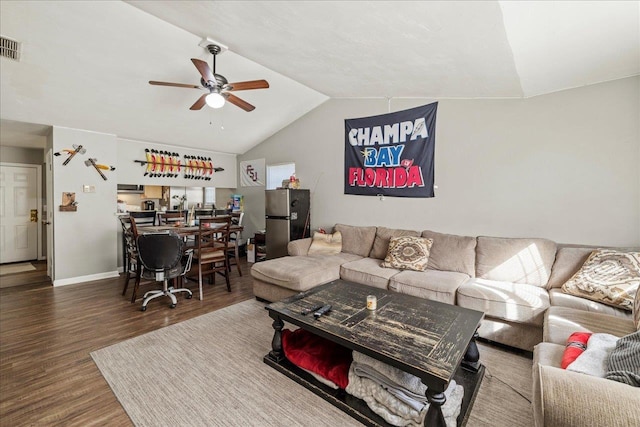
[{"xmin": 1, "ymin": 36, "xmax": 21, "ymax": 61}]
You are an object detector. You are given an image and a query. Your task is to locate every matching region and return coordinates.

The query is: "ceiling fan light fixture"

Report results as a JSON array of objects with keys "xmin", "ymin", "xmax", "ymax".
[{"xmin": 205, "ymin": 92, "xmax": 225, "ymax": 109}]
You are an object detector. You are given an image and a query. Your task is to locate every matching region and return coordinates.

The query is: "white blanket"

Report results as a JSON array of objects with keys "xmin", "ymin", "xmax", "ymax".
[
  {"xmin": 567, "ymin": 333, "xmax": 619, "ymax": 378},
  {"xmin": 345, "ymin": 352, "xmax": 463, "ymax": 427}
]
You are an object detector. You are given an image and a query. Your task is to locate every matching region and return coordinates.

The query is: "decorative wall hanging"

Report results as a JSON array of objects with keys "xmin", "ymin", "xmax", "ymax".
[
  {"xmin": 84, "ymin": 158, "xmax": 114, "ymax": 181},
  {"xmin": 59, "ymin": 192, "xmax": 77, "ymax": 212},
  {"xmin": 133, "ymin": 149, "xmax": 224, "ymax": 180},
  {"xmin": 134, "ymin": 149, "xmax": 181, "ymax": 178},
  {"xmin": 344, "ymin": 102, "xmax": 438, "ymax": 198},
  {"xmin": 54, "ymin": 144, "xmax": 86, "ymax": 165},
  {"xmin": 240, "ymin": 159, "xmax": 265, "ymax": 187}
]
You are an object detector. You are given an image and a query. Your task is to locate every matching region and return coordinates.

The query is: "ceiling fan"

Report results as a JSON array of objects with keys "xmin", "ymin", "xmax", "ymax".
[{"xmin": 149, "ymin": 44, "xmax": 269, "ymax": 112}]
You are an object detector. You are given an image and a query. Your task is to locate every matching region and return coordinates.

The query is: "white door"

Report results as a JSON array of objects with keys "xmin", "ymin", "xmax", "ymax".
[{"xmin": 0, "ymin": 165, "xmax": 39, "ymax": 263}]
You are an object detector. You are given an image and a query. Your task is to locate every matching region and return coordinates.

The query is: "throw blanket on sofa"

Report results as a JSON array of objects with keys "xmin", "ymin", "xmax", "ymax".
[
  {"xmin": 281, "ymin": 328, "xmax": 352, "ymax": 389},
  {"xmin": 605, "ymin": 331, "xmax": 640, "ymax": 387},
  {"xmin": 345, "ymin": 351, "xmax": 463, "ymax": 427},
  {"xmin": 567, "ymin": 333, "xmax": 619, "ymax": 377}
]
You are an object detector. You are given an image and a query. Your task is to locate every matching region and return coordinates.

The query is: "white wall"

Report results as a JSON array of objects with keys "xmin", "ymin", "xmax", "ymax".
[
  {"xmin": 52, "ymin": 127, "xmax": 119, "ymax": 284},
  {"xmin": 116, "ymin": 139, "xmax": 237, "ymax": 188},
  {"xmin": 239, "ymin": 77, "xmax": 640, "ymax": 247}
]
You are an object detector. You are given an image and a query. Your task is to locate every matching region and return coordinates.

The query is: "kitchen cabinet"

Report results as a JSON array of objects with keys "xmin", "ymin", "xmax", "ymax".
[{"xmin": 143, "ymin": 185, "xmax": 162, "ymax": 199}]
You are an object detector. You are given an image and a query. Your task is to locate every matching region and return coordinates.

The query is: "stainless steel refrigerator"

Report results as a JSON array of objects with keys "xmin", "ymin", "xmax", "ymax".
[{"xmin": 265, "ymin": 189, "xmax": 310, "ymax": 259}]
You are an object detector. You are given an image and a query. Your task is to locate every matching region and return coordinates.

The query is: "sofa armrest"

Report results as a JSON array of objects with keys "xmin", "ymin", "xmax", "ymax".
[
  {"xmin": 288, "ymin": 238, "xmax": 312, "ymax": 256},
  {"xmin": 536, "ymin": 364, "xmax": 640, "ymax": 427}
]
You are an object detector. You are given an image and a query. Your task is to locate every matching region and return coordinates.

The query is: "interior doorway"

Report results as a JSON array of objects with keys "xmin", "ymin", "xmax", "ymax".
[{"xmin": 0, "ymin": 163, "xmax": 42, "ymax": 263}]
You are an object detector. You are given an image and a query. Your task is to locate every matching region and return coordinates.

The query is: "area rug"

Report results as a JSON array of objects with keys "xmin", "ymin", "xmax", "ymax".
[
  {"xmin": 0, "ymin": 262, "xmax": 35, "ymax": 276},
  {"xmin": 91, "ymin": 300, "xmax": 533, "ymax": 426}
]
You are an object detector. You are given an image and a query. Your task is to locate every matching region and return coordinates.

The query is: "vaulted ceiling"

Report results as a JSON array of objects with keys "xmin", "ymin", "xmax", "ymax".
[{"xmin": 1, "ymin": 1, "xmax": 638, "ymax": 154}]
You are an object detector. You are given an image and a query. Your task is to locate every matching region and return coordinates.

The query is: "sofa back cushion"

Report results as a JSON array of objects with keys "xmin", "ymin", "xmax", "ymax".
[
  {"xmin": 334, "ymin": 224, "xmax": 377, "ymax": 257},
  {"xmin": 369, "ymin": 227, "xmax": 420, "ymax": 259},
  {"xmin": 546, "ymin": 247, "xmax": 596, "ymax": 289},
  {"xmin": 476, "ymin": 236, "xmax": 557, "ymax": 287},
  {"xmin": 421, "ymin": 230, "xmax": 476, "ymax": 276}
]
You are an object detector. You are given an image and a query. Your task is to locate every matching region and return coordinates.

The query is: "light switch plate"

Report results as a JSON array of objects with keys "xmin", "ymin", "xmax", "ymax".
[{"xmin": 83, "ymin": 185, "xmax": 96, "ymax": 193}]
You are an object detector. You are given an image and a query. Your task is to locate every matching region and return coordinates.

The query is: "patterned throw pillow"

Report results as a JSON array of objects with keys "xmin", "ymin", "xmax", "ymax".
[
  {"xmin": 561, "ymin": 249, "xmax": 640, "ymax": 311},
  {"xmin": 307, "ymin": 231, "xmax": 342, "ymax": 255},
  {"xmin": 381, "ymin": 236, "xmax": 433, "ymax": 271},
  {"xmin": 634, "ymin": 285, "xmax": 640, "ymax": 331}
]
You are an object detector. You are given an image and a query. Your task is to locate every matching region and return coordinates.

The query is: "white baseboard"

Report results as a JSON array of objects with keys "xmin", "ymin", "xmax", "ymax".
[{"xmin": 53, "ymin": 270, "xmax": 120, "ymax": 287}]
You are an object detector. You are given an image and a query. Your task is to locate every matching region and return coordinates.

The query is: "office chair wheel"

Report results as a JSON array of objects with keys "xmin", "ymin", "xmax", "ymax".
[
  {"xmin": 186, "ymin": 294, "xmax": 193, "ymax": 299},
  {"xmin": 169, "ymin": 303, "xmax": 176, "ymax": 309},
  {"xmin": 141, "ymin": 306, "xmax": 147, "ymax": 312}
]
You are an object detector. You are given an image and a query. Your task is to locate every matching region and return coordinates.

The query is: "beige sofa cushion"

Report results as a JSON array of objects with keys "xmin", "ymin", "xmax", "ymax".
[
  {"xmin": 560, "ymin": 249, "xmax": 640, "ymax": 312},
  {"xmin": 340, "ymin": 257, "xmax": 399, "ymax": 289},
  {"xmin": 334, "ymin": 224, "xmax": 377, "ymax": 257},
  {"xmin": 389, "ymin": 270, "xmax": 469, "ymax": 304},
  {"xmin": 250, "ymin": 253, "xmax": 361, "ymax": 292},
  {"xmin": 549, "ymin": 289, "xmax": 633, "ymax": 319},
  {"xmin": 421, "ymin": 230, "xmax": 476, "ymax": 276},
  {"xmin": 457, "ymin": 278, "xmax": 550, "ymax": 326},
  {"xmin": 536, "ymin": 364, "xmax": 640, "ymax": 427},
  {"xmin": 543, "ymin": 306, "xmax": 636, "ymax": 345},
  {"xmin": 369, "ymin": 227, "xmax": 420, "ymax": 259},
  {"xmin": 546, "ymin": 247, "xmax": 595, "ymax": 289},
  {"xmin": 476, "ymin": 236, "xmax": 557, "ymax": 288}
]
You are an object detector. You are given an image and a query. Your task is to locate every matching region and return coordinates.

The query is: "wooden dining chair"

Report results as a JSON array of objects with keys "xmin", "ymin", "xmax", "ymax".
[
  {"xmin": 158, "ymin": 211, "xmax": 185, "ymax": 225},
  {"xmin": 126, "ymin": 216, "xmax": 144, "ymax": 303},
  {"xmin": 191, "ymin": 215, "xmax": 231, "ymax": 300},
  {"xmin": 119, "ymin": 216, "xmax": 141, "ymax": 302},
  {"xmin": 227, "ymin": 212, "xmax": 244, "ymax": 277},
  {"xmin": 130, "ymin": 211, "xmax": 157, "ymax": 226}
]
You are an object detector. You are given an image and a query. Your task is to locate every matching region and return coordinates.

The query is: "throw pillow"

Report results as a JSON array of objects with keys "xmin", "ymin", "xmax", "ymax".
[
  {"xmin": 308, "ymin": 231, "xmax": 342, "ymax": 255},
  {"xmin": 381, "ymin": 236, "xmax": 433, "ymax": 271},
  {"xmin": 561, "ymin": 249, "xmax": 640, "ymax": 311},
  {"xmin": 634, "ymin": 284, "xmax": 640, "ymax": 331},
  {"xmin": 561, "ymin": 332, "xmax": 592, "ymax": 369}
]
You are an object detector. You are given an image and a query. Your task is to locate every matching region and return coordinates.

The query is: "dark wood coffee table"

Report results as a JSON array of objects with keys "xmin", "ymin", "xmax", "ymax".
[{"xmin": 264, "ymin": 280, "xmax": 485, "ymax": 427}]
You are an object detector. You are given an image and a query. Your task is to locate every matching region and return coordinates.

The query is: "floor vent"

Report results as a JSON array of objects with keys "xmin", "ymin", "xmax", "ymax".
[{"xmin": 1, "ymin": 36, "xmax": 21, "ymax": 61}]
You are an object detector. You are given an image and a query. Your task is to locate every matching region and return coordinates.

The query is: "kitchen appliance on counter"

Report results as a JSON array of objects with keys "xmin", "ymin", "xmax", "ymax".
[
  {"xmin": 142, "ymin": 200, "xmax": 155, "ymax": 211},
  {"xmin": 265, "ymin": 189, "xmax": 310, "ymax": 259}
]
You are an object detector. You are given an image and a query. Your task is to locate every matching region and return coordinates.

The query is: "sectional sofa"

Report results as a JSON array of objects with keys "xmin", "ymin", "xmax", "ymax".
[
  {"xmin": 251, "ymin": 224, "xmax": 640, "ymax": 426},
  {"xmin": 251, "ymin": 224, "xmax": 634, "ymax": 351}
]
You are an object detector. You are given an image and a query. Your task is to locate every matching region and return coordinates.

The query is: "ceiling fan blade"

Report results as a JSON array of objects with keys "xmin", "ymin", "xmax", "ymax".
[
  {"xmin": 190, "ymin": 94, "xmax": 208, "ymax": 110},
  {"xmin": 149, "ymin": 81, "xmax": 201, "ymax": 89},
  {"xmin": 191, "ymin": 58, "xmax": 216, "ymax": 84},
  {"xmin": 226, "ymin": 93, "xmax": 255, "ymax": 112},
  {"xmin": 226, "ymin": 80, "xmax": 269, "ymax": 91}
]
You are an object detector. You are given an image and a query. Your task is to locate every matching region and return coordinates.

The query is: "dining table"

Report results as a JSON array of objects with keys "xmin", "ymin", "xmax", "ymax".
[{"xmin": 140, "ymin": 223, "xmax": 244, "ymax": 300}]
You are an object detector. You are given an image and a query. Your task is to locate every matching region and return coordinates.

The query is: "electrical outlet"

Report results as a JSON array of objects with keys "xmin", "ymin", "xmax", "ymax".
[{"xmin": 83, "ymin": 185, "xmax": 95, "ymax": 193}]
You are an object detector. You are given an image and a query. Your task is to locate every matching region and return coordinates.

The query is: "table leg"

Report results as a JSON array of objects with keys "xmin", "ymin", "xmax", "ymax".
[
  {"xmin": 268, "ymin": 315, "xmax": 285, "ymax": 362},
  {"xmin": 424, "ymin": 389, "xmax": 446, "ymax": 427},
  {"xmin": 462, "ymin": 330, "xmax": 481, "ymax": 372}
]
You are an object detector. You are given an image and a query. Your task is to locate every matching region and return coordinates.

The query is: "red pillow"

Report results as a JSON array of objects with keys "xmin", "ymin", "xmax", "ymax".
[
  {"xmin": 561, "ymin": 332, "xmax": 592, "ymax": 369},
  {"xmin": 281, "ymin": 328, "xmax": 352, "ymax": 389}
]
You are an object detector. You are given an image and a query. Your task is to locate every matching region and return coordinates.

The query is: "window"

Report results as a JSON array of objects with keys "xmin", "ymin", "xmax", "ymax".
[{"xmin": 266, "ymin": 163, "xmax": 295, "ymax": 190}]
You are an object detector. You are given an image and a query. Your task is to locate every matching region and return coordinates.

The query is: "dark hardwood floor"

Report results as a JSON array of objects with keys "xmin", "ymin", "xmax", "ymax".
[{"xmin": 0, "ymin": 258, "xmax": 256, "ymax": 426}]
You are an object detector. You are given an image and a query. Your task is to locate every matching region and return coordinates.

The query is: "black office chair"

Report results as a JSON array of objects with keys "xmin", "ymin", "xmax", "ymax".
[{"xmin": 136, "ymin": 231, "xmax": 193, "ymax": 311}]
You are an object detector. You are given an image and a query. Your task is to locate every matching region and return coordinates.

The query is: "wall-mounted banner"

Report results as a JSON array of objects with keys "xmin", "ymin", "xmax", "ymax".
[
  {"xmin": 240, "ymin": 158, "xmax": 265, "ymax": 187},
  {"xmin": 344, "ymin": 102, "xmax": 437, "ymax": 198}
]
